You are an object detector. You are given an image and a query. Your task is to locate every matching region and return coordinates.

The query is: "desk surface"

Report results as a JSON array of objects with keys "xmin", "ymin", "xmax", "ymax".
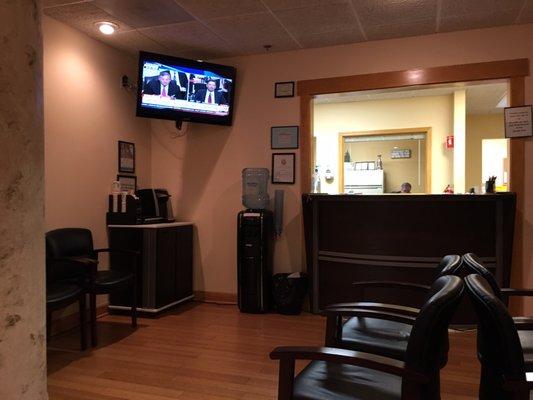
[{"xmin": 108, "ymin": 222, "xmax": 193, "ymax": 229}]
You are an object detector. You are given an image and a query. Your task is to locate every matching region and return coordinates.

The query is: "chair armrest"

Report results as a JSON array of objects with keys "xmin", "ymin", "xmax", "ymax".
[
  {"xmin": 270, "ymin": 346, "xmax": 428, "ymax": 383},
  {"xmin": 323, "ymin": 307, "xmax": 417, "ymax": 326},
  {"xmin": 513, "ymin": 317, "xmax": 533, "ymax": 330},
  {"xmin": 93, "ymin": 248, "xmax": 140, "ymax": 256},
  {"xmin": 326, "ymin": 302, "xmax": 420, "ymax": 317},
  {"xmin": 352, "ymin": 281, "xmax": 430, "ymax": 293},
  {"xmin": 501, "ymin": 288, "xmax": 533, "ymax": 298},
  {"xmin": 50, "ymin": 256, "xmax": 98, "ymax": 268}
]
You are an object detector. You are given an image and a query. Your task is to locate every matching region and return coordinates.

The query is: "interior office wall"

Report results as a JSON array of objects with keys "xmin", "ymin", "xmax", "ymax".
[
  {"xmin": 465, "ymin": 113, "xmax": 506, "ymax": 190},
  {"xmin": 43, "ymin": 16, "xmax": 151, "ymax": 314},
  {"xmin": 314, "ymin": 96, "xmax": 452, "ymax": 194},
  {"xmin": 151, "ymin": 23, "xmax": 533, "ymax": 304},
  {"xmin": 344, "ymin": 138, "xmax": 426, "ymax": 193}
]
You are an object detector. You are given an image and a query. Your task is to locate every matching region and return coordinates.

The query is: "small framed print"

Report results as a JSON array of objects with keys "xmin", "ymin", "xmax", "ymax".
[
  {"xmin": 118, "ymin": 140, "xmax": 135, "ymax": 173},
  {"xmin": 275, "ymin": 81, "xmax": 295, "ymax": 98},
  {"xmin": 272, "ymin": 153, "xmax": 295, "ymax": 184},
  {"xmin": 117, "ymin": 174, "xmax": 137, "ymax": 193},
  {"xmin": 504, "ymin": 105, "xmax": 532, "ymax": 138},
  {"xmin": 271, "ymin": 126, "xmax": 299, "ymax": 149}
]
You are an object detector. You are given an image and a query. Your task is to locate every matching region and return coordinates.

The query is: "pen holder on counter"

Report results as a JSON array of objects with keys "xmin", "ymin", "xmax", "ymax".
[{"xmin": 485, "ymin": 180, "xmax": 496, "ymax": 194}]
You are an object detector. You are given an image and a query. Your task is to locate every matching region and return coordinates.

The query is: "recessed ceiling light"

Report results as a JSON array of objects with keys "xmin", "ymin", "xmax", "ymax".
[{"xmin": 95, "ymin": 22, "xmax": 117, "ymax": 35}]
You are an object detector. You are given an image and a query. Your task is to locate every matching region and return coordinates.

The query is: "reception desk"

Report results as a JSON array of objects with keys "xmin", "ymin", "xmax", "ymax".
[{"xmin": 302, "ymin": 193, "xmax": 516, "ymax": 322}]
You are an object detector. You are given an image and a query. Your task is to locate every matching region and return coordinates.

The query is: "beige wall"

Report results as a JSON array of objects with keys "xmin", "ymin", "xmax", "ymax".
[
  {"xmin": 151, "ymin": 22, "xmax": 533, "ymax": 309},
  {"xmin": 314, "ymin": 95, "xmax": 453, "ymax": 194},
  {"xmin": 43, "ymin": 16, "xmax": 151, "ymax": 311},
  {"xmin": 465, "ymin": 113, "xmax": 505, "ymax": 190}
]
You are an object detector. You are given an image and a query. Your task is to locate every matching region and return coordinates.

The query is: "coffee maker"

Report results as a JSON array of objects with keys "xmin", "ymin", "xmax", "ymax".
[{"xmin": 136, "ymin": 188, "xmax": 175, "ymax": 223}]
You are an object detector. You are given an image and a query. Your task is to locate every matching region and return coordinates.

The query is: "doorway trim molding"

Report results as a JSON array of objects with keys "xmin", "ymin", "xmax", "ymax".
[{"xmin": 297, "ymin": 58, "xmax": 529, "ymax": 311}]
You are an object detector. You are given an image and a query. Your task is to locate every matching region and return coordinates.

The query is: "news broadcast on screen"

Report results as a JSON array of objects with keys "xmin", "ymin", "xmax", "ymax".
[{"xmin": 140, "ymin": 61, "xmax": 233, "ymax": 117}]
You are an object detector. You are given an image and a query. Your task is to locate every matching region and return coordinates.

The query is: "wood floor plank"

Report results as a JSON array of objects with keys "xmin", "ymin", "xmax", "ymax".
[{"xmin": 47, "ymin": 302, "xmax": 479, "ymax": 399}]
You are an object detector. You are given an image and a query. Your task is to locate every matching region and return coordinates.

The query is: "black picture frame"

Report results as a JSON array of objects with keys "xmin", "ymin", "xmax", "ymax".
[
  {"xmin": 118, "ymin": 140, "xmax": 135, "ymax": 173},
  {"xmin": 271, "ymin": 153, "xmax": 295, "ymax": 184},
  {"xmin": 271, "ymin": 126, "xmax": 299, "ymax": 149},
  {"xmin": 117, "ymin": 174, "xmax": 137, "ymax": 192},
  {"xmin": 275, "ymin": 81, "xmax": 295, "ymax": 98}
]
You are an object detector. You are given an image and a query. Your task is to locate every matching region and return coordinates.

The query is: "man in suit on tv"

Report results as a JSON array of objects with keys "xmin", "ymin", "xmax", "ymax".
[
  {"xmin": 143, "ymin": 70, "xmax": 185, "ymax": 100},
  {"xmin": 194, "ymin": 79, "xmax": 227, "ymax": 105}
]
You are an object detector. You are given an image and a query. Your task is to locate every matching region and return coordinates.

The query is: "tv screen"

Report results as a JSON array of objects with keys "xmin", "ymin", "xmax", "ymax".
[{"xmin": 136, "ymin": 51, "xmax": 236, "ymax": 126}]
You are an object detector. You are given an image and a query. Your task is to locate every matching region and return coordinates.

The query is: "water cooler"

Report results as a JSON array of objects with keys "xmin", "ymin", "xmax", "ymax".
[{"xmin": 238, "ymin": 168, "xmax": 273, "ymax": 313}]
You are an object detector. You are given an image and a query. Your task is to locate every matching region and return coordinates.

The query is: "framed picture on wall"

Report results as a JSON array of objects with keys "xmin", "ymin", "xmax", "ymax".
[
  {"xmin": 272, "ymin": 153, "xmax": 295, "ymax": 184},
  {"xmin": 118, "ymin": 141, "xmax": 135, "ymax": 173},
  {"xmin": 274, "ymin": 81, "xmax": 295, "ymax": 98},
  {"xmin": 271, "ymin": 126, "xmax": 299, "ymax": 149},
  {"xmin": 117, "ymin": 174, "xmax": 137, "ymax": 193}
]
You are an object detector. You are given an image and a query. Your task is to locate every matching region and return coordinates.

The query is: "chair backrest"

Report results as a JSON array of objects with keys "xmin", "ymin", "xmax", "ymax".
[
  {"xmin": 464, "ymin": 274, "xmax": 525, "ymax": 399},
  {"xmin": 462, "ymin": 253, "xmax": 502, "ymax": 299},
  {"xmin": 436, "ymin": 254, "xmax": 462, "ymax": 277},
  {"xmin": 403, "ymin": 275, "xmax": 464, "ymax": 397},
  {"xmin": 46, "ymin": 228, "xmax": 94, "ymax": 282}
]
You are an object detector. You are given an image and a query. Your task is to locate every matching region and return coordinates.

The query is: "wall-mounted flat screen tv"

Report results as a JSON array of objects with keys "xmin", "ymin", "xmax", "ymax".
[{"xmin": 136, "ymin": 51, "xmax": 236, "ymax": 126}]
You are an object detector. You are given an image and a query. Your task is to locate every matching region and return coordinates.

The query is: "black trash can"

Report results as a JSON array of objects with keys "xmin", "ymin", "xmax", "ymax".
[{"xmin": 272, "ymin": 272, "xmax": 307, "ymax": 315}]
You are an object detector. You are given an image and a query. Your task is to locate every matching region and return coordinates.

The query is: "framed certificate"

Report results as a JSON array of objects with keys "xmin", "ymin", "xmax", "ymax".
[
  {"xmin": 272, "ymin": 153, "xmax": 295, "ymax": 184},
  {"xmin": 117, "ymin": 174, "xmax": 137, "ymax": 193},
  {"xmin": 275, "ymin": 81, "xmax": 295, "ymax": 98},
  {"xmin": 271, "ymin": 126, "xmax": 299, "ymax": 149}
]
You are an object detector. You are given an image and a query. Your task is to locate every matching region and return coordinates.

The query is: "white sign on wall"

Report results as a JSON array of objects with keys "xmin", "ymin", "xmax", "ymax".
[{"xmin": 504, "ymin": 105, "xmax": 532, "ymax": 138}]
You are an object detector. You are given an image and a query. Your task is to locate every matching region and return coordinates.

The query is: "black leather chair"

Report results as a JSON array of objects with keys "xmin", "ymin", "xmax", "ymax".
[
  {"xmin": 465, "ymin": 274, "xmax": 532, "ymax": 400},
  {"xmin": 46, "ymin": 256, "xmax": 87, "ymax": 350},
  {"xmin": 46, "ymin": 228, "xmax": 138, "ymax": 347},
  {"xmin": 323, "ymin": 255, "xmax": 462, "ymax": 363},
  {"xmin": 462, "ymin": 253, "xmax": 533, "ymax": 368},
  {"xmin": 270, "ymin": 275, "xmax": 465, "ymax": 400}
]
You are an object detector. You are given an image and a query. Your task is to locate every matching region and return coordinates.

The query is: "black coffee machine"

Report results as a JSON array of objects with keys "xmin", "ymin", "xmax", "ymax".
[{"xmin": 136, "ymin": 188, "xmax": 175, "ymax": 223}]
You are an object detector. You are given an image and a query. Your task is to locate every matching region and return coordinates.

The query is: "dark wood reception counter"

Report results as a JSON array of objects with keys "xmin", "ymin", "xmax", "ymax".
[{"xmin": 302, "ymin": 193, "xmax": 516, "ymax": 321}]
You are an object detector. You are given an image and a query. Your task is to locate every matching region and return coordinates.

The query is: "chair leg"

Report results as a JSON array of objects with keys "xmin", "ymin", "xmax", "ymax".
[
  {"xmin": 90, "ymin": 292, "xmax": 97, "ymax": 347},
  {"xmin": 131, "ymin": 278, "xmax": 138, "ymax": 328},
  {"xmin": 79, "ymin": 294, "xmax": 87, "ymax": 350}
]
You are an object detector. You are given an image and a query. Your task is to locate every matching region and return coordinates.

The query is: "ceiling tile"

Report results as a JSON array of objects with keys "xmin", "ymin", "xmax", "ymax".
[
  {"xmin": 298, "ymin": 28, "xmax": 365, "ymax": 48},
  {"xmin": 262, "ymin": 0, "xmax": 347, "ymax": 11},
  {"xmin": 352, "ymin": 0, "xmax": 438, "ymax": 27},
  {"xmin": 440, "ymin": 0, "xmax": 524, "ymax": 17},
  {"xmin": 274, "ymin": 2, "xmax": 359, "ymax": 36},
  {"xmin": 440, "ymin": 10, "xmax": 520, "ymax": 32},
  {"xmin": 205, "ymin": 12, "xmax": 299, "ymax": 52},
  {"xmin": 92, "ymin": 0, "xmax": 194, "ymax": 28},
  {"xmin": 365, "ymin": 18, "xmax": 436, "ymax": 41},
  {"xmin": 175, "ymin": 0, "xmax": 266, "ymax": 19},
  {"xmin": 517, "ymin": 0, "xmax": 533, "ymax": 23},
  {"xmin": 99, "ymin": 30, "xmax": 169, "ymax": 56},
  {"xmin": 139, "ymin": 21, "xmax": 231, "ymax": 54},
  {"xmin": 44, "ymin": 2, "xmax": 134, "ymax": 37},
  {"xmin": 43, "ymin": 0, "xmax": 88, "ymax": 8}
]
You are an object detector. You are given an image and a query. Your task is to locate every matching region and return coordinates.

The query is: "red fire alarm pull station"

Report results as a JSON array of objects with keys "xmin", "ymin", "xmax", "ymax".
[{"xmin": 445, "ymin": 135, "xmax": 454, "ymax": 149}]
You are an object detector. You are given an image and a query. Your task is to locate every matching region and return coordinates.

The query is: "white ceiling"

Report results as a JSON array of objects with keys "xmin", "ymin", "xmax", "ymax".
[
  {"xmin": 43, "ymin": 0, "xmax": 533, "ymax": 59},
  {"xmin": 314, "ymin": 81, "xmax": 509, "ymax": 114}
]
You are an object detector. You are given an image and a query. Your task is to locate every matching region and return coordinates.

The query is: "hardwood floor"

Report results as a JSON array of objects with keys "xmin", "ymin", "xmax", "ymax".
[{"xmin": 47, "ymin": 302, "xmax": 480, "ymax": 399}]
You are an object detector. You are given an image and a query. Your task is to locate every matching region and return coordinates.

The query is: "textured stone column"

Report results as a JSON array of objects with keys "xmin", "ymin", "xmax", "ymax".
[{"xmin": 0, "ymin": 1, "xmax": 47, "ymax": 399}]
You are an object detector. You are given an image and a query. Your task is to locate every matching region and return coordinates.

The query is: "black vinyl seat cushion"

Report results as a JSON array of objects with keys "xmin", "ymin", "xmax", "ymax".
[
  {"xmin": 341, "ymin": 317, "xmax": 412, "ymax": 360},
  {"xmin": 46, "ymin": 282, "xmax": 84, "ymax": 307},
  {"xmin": 92, "ymin": 270, "xmax": 134, "ymax": 291},
  {"xmin": 293, "ymin": 361, "xmax": 401, "ymax": 400}
]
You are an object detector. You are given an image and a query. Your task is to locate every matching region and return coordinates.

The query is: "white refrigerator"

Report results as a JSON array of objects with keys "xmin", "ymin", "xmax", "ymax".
[{"xmin": 344, "ymin": 164, "xmax": 384, "ymax": 194}]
